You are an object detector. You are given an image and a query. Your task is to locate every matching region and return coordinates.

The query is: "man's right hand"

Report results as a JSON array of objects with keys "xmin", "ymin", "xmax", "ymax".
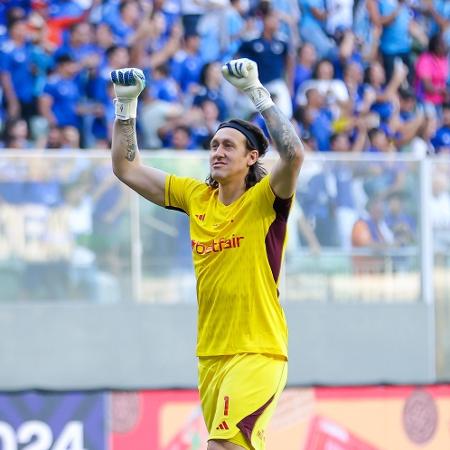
[
  {"xmin": 110, "ymin": 68, "xmax": 146, "ymax": 120},
  {"xmin": 222, "ymin": 58, "xmax": 274, "ymax": 112}
]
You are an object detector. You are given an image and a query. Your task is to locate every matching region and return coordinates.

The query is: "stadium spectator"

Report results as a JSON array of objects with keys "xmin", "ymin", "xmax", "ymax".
[
  {"xmin": 40, "ymin": 51, "xmax": 105, "ymax": 148},
  {"xmin": 148, "ymin": 63, "xmax": 182, "ymax": 103},
  {"xmin": 329, "ymin": 132, "xmax": 367, "ymax": 247},
  {"xmin": 301, "ymin": 87, "xmax": 333, "ymax": 151},
  {"xmin": 219, "ymin": 0, "xmax": 247, "ymax": 62},
  {"xmin": 422, "ymin": 0, "xmax": 450, "ymax": 48},
  {"xmin": 415, "ymin": 32, "xmax": 449, "ymax": 116},
  {"xmin": 3, "ymin": 118, "xmax": 32, "ymax": 149},
  {"xmin": 54, "ymin": 22, "xmax": 99, "ymax": 69},
  {"xmin": 326, "ymin": 0, "xmax": 354, "ymax": 37},
  {"xmin": 44, "ymin": 125, "xmax": 63, "ymax": 149},
  {"xmin": 27, "ymin": 12, "xmax": 55, "ymax": 97},
  {"xmin": 267, "ymin": 0, "xmax": 300, "ymax": 45},
  {"xmin": 351, "ymin": 195, "xmax": 394, "ymax": 272},
  {"xmin": 193, "ymin": 61, "xmax": 229, "ymax": 120},
  {"xmin": 191, "ymin": 99, "xmax": 222, "ymax": 149},
  {"xmin": 286, "ymin": 200, "xmax": 321, "ymax": 257},
  {"xmin": 364, "ymin": 59, "xmax": 408, "ymax": 125},
  {"xmin": 371, "ymin": 0, "xmax": 427, "ymax": 83},
  {"xmin": 394, "ymin": 87, "xmax": 426, "ymax": 151},
  {"xmin": 108, "ymin": 0, "xmax": 141, "ymax": 45},
  {"xmin": 38, "ymin": 54, "xmax": 84, "ymax": 135},
  {"xmin": 364, "ymin": 128, "xmax": 409, "ymax": 202},
  {"xmin": 129, "ymin": 11, "xmax": 182, "ymax": 72},
  {"xmin": 406, "ymin": 112, "xmax": 438, "ymax": 156},
  {"xmin": 171, "ymin": 31, "xmax": 204, "ymax": 94},
  {"xmin": 343, "ymin": 60, "xmax": 376, "ymax": 117},
  {"xmin": 353, "ymin": 0, "xmax": 382, "ymax": 63},
  {"xmin": 163, "ymin": 124, "xmax": 195, "ymax": 150},
  {"xmin": 238, "ymin": 8, "xmax": 294, "ymax": 117},
  {"xmin": 139, "ymin": 89, "xmax": 185, "ymax": 149},
  {"xmin": 432, "ymin": 102, "xmax": 450, "ymax": 153},
  {"xmin": 197, "ymin": 0, "xmax": 229, "ymax": 62},
  {"xmin": 297, "ymin": 58, "xmax": 350, "ymax": 116},
  {"xmin": 180, "ymin": 0, "xmax": 209, "ymax": 36},
  {"xmin": 367, "ymin": 126, "xmax": 397, "ymax": 154},
  {"xmin": 0, "ymin": 18, "xmax": 36, "ymax": 124},
  {"xmin": 90, "ymin": 157, "xmax": 130, "ymax": 293},
  {"xmin": 151, "ymin": 0, "xmax": 181, "ymax": 39},
  {"xmin": 300, "ymin": 166, "xmax": 340, "ymax": 247},
  {"xmin": 93, "ymin": 23, "xmax": 116, "ymax": 63},
  {"xmin": 385, "ymin": 191, "xmax": 416, "ymax": 247},
  {"xmin": 298, "ymin": 0, "xmax": 336, "ymax": 59},
  {"xmin": 30, "ymin": 0, "xmax": 90, "ymax": 48},
  {"xmin": 293, "ymin": 43, "xmax": 317, "ymax": 101}
]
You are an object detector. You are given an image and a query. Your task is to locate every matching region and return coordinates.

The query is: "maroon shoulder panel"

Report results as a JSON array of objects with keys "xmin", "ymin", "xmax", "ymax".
[{"xmin": 265, "ymin": 196, "xmax": 292, "ymax": 283}]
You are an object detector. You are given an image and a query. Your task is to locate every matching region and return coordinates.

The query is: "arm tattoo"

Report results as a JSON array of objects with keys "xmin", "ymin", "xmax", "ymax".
[
  {"xmin": 118, "ymin": 119, "xmax": 137, "ymax": 161},
  {"xmin": 261, "ymin": 105, "xmax": 303, "ymax": 161}
]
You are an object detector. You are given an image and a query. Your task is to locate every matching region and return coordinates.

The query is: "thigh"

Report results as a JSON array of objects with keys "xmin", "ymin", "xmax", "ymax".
[{"xmin": 198, "ymin": 354, "xmax": 287, "ymax": 450}]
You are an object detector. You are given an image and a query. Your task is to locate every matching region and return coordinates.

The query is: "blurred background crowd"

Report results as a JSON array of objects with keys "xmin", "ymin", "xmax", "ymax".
[
  {"xmin": 0, "ymin": 0, "xmax": 450, "ymax": 303},
  {"xmin": 0, "ymin": 0, "xmax": 450, "ymax": 154}
]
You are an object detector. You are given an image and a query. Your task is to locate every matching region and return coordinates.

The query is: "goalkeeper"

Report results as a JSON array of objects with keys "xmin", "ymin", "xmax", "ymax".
[{"xmin": 110, "ymin": 59, "xmax": 304, "ymax": 450}]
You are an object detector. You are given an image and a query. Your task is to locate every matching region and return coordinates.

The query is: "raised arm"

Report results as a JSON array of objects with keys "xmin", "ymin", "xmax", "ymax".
[
  {"xmin": 261, "ymin": 106, "xmax": 304, "ymax": 198},
  {"xmin": 222, "ymin": 59, "xmax": 304, "ymax": 199},
  {"xmin": 110, "ymin": 68, "xmax": 167, "ymax": 206}
]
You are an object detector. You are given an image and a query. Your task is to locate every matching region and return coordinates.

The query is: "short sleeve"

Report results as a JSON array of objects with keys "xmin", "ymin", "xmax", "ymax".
[
  {"xmin": 164, "ymin": 174, "xmax": 205, "ymax": 215},
  {"xmin": 43, "ymin": 80, "xmax": 56, "ymax": 97},
  {"xmin": 251, "ymin": 175, "xmax": 293, "ymax": 221}
]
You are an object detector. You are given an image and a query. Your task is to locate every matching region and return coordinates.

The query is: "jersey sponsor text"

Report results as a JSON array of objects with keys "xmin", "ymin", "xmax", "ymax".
[{"xmin": 191, "ymin": 235, "xmax": 244, "ymax": 255}]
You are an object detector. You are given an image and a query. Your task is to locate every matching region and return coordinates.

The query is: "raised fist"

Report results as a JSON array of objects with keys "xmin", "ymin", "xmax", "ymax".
[
  {"xmin": 110, "ymin": 68, "xmax": 146, "ymax": 119},
  {"xmin": 221, "ymin": 58, "xmax": 262, "ymax": 92}
]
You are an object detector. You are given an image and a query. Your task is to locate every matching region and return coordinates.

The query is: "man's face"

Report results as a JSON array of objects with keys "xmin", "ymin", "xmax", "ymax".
[
  {"xmin": 61, "ymin": 61, "xmax": 79, "ymax": 78},
  {"xmin": 263, "ymin": 12, "xmax": 279, "ymax": 34},
  {"xmin": 332, "ymin": 134, "xmax": 350, "ymax": 152},
  {"xmin": 72, "ymin": 23, "xmax": 91, "ymax": 45},
  {"xmin": 209, "ymin": 128, "xmax": 258, "ymax": 185},
  {"xmin": 306, "ymin": 88, "xmax": 324, "ymax": 108},
  {"xmin": 173, "ymin": 128, "xmax": 190, "ymax": 149},
  {"xmin": 400, "ymin": 96, "xmax": 415, "ymax": 113}
]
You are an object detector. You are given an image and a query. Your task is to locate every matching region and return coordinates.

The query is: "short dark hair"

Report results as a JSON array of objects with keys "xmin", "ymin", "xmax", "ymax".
[
  {"xmin": 206, "ymin": 119, "xmax": 268, "ymax": 190},
  {"xmin": 55, "ymin": 53, "xmax": 75, "ymax": 65},
  {"xmin": 368, "ymin": 127, "xmax": 383, "ymax": 142}
]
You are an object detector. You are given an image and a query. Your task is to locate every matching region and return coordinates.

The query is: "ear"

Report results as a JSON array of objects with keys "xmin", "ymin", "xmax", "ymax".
[{"xmin": 247, "ymin": 149, "xmax": 259, "ymax": 167}]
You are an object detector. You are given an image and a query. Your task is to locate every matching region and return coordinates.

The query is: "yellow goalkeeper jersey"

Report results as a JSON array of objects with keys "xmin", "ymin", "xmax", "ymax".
[{"xmin": 165, "ymin": 174, "xmax": 291, "ymax": 358}]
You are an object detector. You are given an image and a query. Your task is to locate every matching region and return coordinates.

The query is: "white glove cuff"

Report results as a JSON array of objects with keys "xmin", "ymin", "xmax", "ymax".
[
  {"xmin": 114, "ymin": 98, "xmax": 137, "ymax": 120},
  {"xmin": 245, "ymin": 85, "xmax": 274, "ymax": 113}
]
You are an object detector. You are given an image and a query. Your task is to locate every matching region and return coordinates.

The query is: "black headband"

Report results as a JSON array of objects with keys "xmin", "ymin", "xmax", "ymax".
[{"xmin": 216, "ymin": 120, "xmax": 260, "ymax": 152}]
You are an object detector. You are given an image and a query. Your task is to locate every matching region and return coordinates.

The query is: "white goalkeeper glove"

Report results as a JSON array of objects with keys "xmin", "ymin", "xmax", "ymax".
[
  {"xmin": 110, "ymin": 68, "xmax": 146, "ymax": 120},
  {"xmin": 222, "ymin": 58, "xmax": 274, "ymax": 112}
]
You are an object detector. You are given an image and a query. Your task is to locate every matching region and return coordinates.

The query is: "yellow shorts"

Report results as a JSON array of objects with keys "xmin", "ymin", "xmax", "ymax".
[{"xmin": 198, "ymin": 353, "xmax": 287, "ymax": 450}]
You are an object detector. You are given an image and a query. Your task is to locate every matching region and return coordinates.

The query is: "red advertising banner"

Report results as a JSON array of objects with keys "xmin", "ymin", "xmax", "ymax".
[{"xmin": 111, "ymin": 385, "xmax": 450, "ymax": 450}]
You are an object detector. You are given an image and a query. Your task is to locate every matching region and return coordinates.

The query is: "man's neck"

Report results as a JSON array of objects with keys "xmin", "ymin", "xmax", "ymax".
[
  {"xmin": 218, "ymin": 180, "xmax": 246, "ymax": 205},
  {"xmin": 262, "ymin": 30, "xmax": 274, "ymax": 41}
]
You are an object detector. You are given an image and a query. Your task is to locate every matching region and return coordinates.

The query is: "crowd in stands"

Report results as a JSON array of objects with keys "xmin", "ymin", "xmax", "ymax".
[
  {"xmin": 1, "ymin": 0, "xmax": 450, "ymax": 294},
  {"xmin": 0, "ymin": 0, "xmax": 449, "ymax": 154}
]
